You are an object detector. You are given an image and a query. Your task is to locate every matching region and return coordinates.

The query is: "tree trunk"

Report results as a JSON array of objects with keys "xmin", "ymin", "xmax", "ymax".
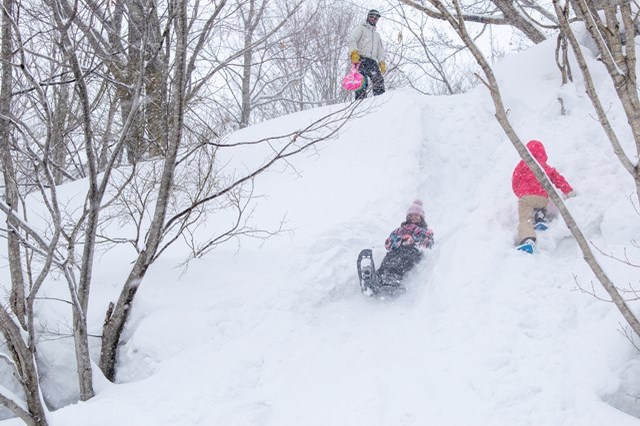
[
  {"xmin": 50, "ymin": 0, "xmax": 97, "ymax": 400},
  {"xmin": 0, "ymin": 0, "xmax": 26, "ymax": 327},
  {"xmin": 100, "ymin": 0, "xmax": 189, "ymax": 381},
  {"xmin": 240, "ymin": 0, "xmax": 257, "ymax": 129},
  {"xmin": 123, "ymin": 0, "xmax": 146, "ymax": 163},
  {"xmin": 51, "ymin": 83, "xmax": 70, "ymax": 185},
  {"xmin": 0, "ymin": 308, "xmax": 49, "ymax": 426},
  {"xmin": 240, "ymin": 40, "xmax": 254, "ymax": 128},
  {"xmin": 99, "ymin": 253, "xmax": 152, "ymax": 381},
  {"xmin": 145, "ymin": 3, "xmax": 168, "ymax": 157},
  {"xmin": 492, "ymin": 0, "xmax": 547, "ymax": 44},
  {"xmin": 553, "ymin": 0, "xmax": 640, "ymax": 203}
]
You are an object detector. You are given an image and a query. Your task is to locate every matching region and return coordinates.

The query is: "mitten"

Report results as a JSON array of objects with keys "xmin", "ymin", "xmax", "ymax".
[
  {"xmin": 401, "ymin": 234, "xmax": 414, "ymax": 246},
  {"xmin": 385, "ymin": 237, "xmax": 392, "ymax": 251},
  {"xmin": 379, "ymin": 60, "xmax": 387, "ymax": 74},
  {"xmin": 424, "ymin": 229, "xmax": 435, "ymax": 248},
  {"xmin": 350, "ymin": 50, "xmax": 360, "ymax": 64}
]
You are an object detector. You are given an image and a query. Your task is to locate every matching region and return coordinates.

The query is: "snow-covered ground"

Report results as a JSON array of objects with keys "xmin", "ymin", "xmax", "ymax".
[{"xmin": 3, "ymin": 35, "xmax": 640, "ymax": 425}]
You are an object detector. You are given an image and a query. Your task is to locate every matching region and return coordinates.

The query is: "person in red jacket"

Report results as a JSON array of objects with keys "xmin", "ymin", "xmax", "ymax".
[{"xmin": 512, "ymin": 140, "xmax": 575, "ymax": 252}]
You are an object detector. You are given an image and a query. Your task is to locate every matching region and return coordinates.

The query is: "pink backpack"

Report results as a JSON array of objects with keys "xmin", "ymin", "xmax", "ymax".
[{"xmin": 342, "ymin": 63, "xmax": 365, "ymax": 91}]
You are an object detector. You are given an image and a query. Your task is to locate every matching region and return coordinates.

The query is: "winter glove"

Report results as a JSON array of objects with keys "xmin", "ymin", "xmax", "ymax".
[
  {"xmin": 401, "ymin": 234, "xmax": 414, "ymax": 246},
  {"xmin": 350, "ymin": 50, "xmax": 360, "ymax": 64},
  {"xmin": 379, "ymin": 60, "xmax": 387, "ymax": 74},
  {"xmin": 423, "ymin": 229, "xmax": 435, "ymax": 249},
  {"xmin": 564, "ymin": 190, "xmax": 576, "ymax": 199}
]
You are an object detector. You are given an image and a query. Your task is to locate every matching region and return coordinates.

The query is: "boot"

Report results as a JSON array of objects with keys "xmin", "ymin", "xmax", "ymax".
[
  {"xmin": 533, "ymin": 208, "xmax": 548, "ymax": 231},
  {"xmin": 516, "ymin": 237, "xmax": 536, "ymax": 254}
]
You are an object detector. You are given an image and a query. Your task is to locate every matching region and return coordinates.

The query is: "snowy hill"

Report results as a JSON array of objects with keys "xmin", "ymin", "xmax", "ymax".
[{"xmin": 3, "ymin": 37, "xmax": 640, "ymax": 425}]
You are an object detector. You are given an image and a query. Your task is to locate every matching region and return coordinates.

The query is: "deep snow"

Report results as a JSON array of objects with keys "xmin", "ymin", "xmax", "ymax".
[{"xmin": 3, "ymin": 35, "xmax": 640, "ymax": 425}]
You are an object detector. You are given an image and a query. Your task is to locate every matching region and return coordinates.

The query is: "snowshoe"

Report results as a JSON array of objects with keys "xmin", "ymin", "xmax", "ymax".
[
  {"xmin": 357, "ymin": 249, "xmax": 378, "ymax": 294},
  {"xmin": 533, "ymin": 208, "xmax": 548, "ymax": 231},
  {"xmin": 357, "ymin": 249, "xmax": 407, "ymax": 298},
  {"xmin": 534, "ymin": 222, "xmax": 548, "ymax": 231},
  {"xmin": 516, "ymin": 238, "xmax": 535, "ymax": 254}
]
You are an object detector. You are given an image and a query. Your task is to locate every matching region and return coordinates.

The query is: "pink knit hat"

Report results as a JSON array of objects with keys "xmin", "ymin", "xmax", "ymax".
[{"xmin": 406, "ymin": 199, "xmax": 425, "ymax": 219}]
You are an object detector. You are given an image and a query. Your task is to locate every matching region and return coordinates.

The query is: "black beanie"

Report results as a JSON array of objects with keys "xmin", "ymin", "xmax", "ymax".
[{"xmin": 368, "ymin": 9, "xmax": 381, "ymax": 18}]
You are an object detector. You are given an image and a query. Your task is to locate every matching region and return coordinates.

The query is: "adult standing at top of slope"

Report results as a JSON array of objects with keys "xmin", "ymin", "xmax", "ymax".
[
  {"xmin": 512, "ymin": 139, "xmax": 575, "ymax": 253},
  {"xmin": 348, "ymin": 9, "xmax": 386, "ymax": 100}
]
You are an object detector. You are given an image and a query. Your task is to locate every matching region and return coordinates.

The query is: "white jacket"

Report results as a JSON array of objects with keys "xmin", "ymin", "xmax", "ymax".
[{"xmin": 348, "ymin": 21, "xmax": 386, "ymax": 62}]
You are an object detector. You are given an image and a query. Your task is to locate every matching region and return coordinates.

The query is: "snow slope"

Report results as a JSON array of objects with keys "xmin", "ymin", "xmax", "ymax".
[{"xmin": 3, "ymin": 36, "xmax": 640, "ymax": 425}]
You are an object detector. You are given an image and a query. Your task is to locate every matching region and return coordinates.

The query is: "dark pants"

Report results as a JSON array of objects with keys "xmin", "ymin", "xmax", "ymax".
[
  {"xmin": 376, "ymin": 246, "xmax": 423, "ymax": 287},
  {"xmin": 355, "ymin": 57, "xmax": 385, "ymax": 100}
]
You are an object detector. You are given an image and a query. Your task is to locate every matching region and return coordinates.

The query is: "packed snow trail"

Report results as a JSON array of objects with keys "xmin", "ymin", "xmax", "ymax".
[{"xmin": 4, "ymin": 38, "xmax": 640, "ymax": 425}]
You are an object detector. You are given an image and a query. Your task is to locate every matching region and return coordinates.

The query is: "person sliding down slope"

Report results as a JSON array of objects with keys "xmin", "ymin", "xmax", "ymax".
[{"xmin": 357, "ymin": 200, "xmax": 434, "ymax": 297}]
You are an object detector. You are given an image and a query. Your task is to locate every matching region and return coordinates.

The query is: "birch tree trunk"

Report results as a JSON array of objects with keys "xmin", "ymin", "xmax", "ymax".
[
  {"xmin": 0, "ymin": 308, "xmax": 49, "ymax": 426},
  {"xmin": 0, "ymin": 192, "xmax": 63, "ymax": 424},
  {"xmin": 50, "ymin": 82, "xmax": 70, "ymax": 185},
  {"xmin": 0, "ymin": 0, "xmax": 26, "ymax": 327},
  {"xmin": 491, "ymin": 0, "xmax": 547, "ymax": 44},
  {"xmin": 50, "ymin": 0, "xmax": 97, "ymax": 401},
  {"xmin": 240, "ymin": 13, "xmax": 255, "ymax": 127},
  {"xmin": 145, "ymin": 7, "xmax": 168, "ymax": 157},
  {"xmin": 122, "ymin": 0, "xmax": 146, "ymax": 163},
  {"xmin": 0, "ymin": 0, "xmax": 48, "ymax": 402},
  {"xmin": 239, "ymin": 0, "xmax": 266, "ymax": 128}
]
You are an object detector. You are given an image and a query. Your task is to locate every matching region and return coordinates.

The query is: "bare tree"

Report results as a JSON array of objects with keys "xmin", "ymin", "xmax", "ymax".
[
  {"xmin": 266, "ymin": 0, "xmax": 360, "ymax": 110},
  {"xmin": 399, "ymin": 0, "xmax": 550, "ymax": 44},
  {"xmin": 50, "ymin": 0, "xmax": 169, "ymax": 164},
  {"xmin": 85, "ymin": 1, "xmax": 356, "ymax": 380},
  {"xmin": 1, "ymin": 0, "xmax": 147, "ymax": 407},
  {"xmin": 208, "ymin": 0, "xmax": 361, "ymax": 128},
  {"xmin": 0, "ymin": 0, "xmax": 49, "ymax": 423},
  {"xmin": 402, "ymin": 0, "xmax": 640, "ymax": 339},
  {"xmin": 0, "ymin": 1, "xmax": 367, "ymax": 421},
  {"xmin": 98, "ymin": 0, "xmax": 191, "ymax": 381},
  {"xmin": 0, "ymin": 307, "xmax": 49, "ymax": 425},
  {"xmin": 238, "ymin": 0, "xmax": 267, "ymax": 128},
  {"xmin": 552, "ymin": 0, "xmax": 640, "ymax": 203},
  {"xmin": 214, "ymin": 0, "xmax": 308, "ymax": 128},
  {"xmin": 390, "ymin": 1, "xmax": 480, "ymax": 95},
  {"xmin": 0, "ymin": 0, "xmax": 25, "ymax": 327},
  {"xmin": 98, "ymin": 94, "xmax": 366, "ymax": 380}
]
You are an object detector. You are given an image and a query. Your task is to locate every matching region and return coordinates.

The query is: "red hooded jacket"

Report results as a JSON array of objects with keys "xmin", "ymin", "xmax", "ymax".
[{"xmin": 512, "ymin": 140, "xmax": 573, "ymax": 198}]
